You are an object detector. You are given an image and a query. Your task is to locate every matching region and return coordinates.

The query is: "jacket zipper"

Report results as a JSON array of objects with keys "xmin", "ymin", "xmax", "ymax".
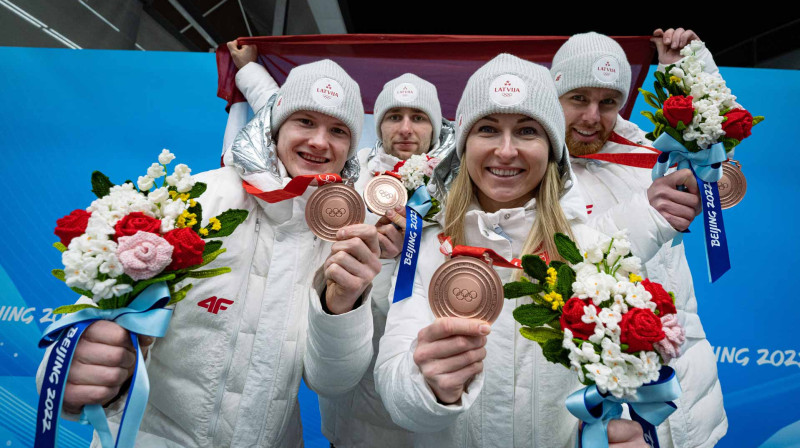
[{"xmin": 208, "ymin": 216, "xmax": 261, "ymax": 443}]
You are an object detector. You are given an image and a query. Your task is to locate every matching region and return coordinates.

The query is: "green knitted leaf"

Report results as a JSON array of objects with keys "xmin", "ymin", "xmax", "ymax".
[
  {"xmin": 676, "ymin": 121, "xmax": 687, "ymax": 132},
  {"xmin": 167, "ymin": 283, "xmax": 194, "ymax": 306},
  {"xmin": 554, "ymin": 233, "xmax": 583, "ymax": 264},
  {"xmin": 752, "ymin": 116, "xmax": 765, "ymax": 126},
  {"xmin": 53, "ymin": 304, "xmax": 97, "ymax": 314},
  {"xmin": 549, "ymin": 260, "xmax": 566, "ymax": 272},
  {"xmin": 91, "ymin": 171, "xmax": 114, "ymax": 198},
  {"xmin": 187, "ymin": 182, "xmax": 207, "ymax": 199},
  {"xmin": 555, "ymin": 264, "xmax": 576, "ymax": 300},
  {"xmin": 51, "ymin": 269, "xmax": 65, "ymax": 282},
  {"xmin": 521, "ymin": 254, "xmax": 547, "ymax": 282},
  {"xmin": 205, "ymin": 209, "xmax": 249, "ymax": 238},
  {"xmin": 184, "ymin": 267, "xmax": 231, "ymax": 278},
  {"xmin": 202, "ymin": 240, "xmax": 223, "ymax": 257},
  {"xmin": 130, "ymin": 273, "xmax": 176, "ymax": 298},
  {"xmin": 641, "ymin": 91, "xmax": 661, "ymax": 110},
  {"xmin": 542, "ymin": 338, "xmax": 571, "ymax": 368},
  {"xmin": 655, "ymin": 83, "xmax": 668, "ymax": 103},
  {"xmin": 193, "ymin": 248, "xmax": 226, "ymax": 269},
  {"xmin": 513, "ymin": 304, "xmax": 560, "ymax": 328},
  {"xmin": 520, "ymin": 326, "xmax": 563, "ymax": 344},
  {"xmin": 653, "ymin": 70, "xmax": 668, "ymax": 86},
  {"xmin": 504, "ymin": 281, "xmax": 543, "ymax": 299},
  {"xmin": 723, "ymin": 137, "xmax": 740, "ymax": 152},
  {"xmin": 70, "ymin": 287, "xmax": 93, "ymax": 299},
  {"xmin": 189, "ymin": 201, "xmax": 203, "ymax": 233},
  {"xmin": 640, "ymin": 111, "xmax": 657, "ymax": 126},
  {"xmin": 53, "ymin": 242, "xmax": 67, "ymax": 253}
]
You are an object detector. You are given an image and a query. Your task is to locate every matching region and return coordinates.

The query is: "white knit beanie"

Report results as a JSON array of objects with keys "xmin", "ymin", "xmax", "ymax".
[
  {"xmin": 550, "ymin": 32, "xmax": 631, "ymax": 105},
  {"xmin": 455, "ymin": 53, "xmax": 566, "ymax": 167},
  {"xmin": 373, "ymin": 73, "xmax": 442, "ymax": 146},
  {"xmin": 270, "ymin": 59, "xmax": 364, "ymax": 157}
]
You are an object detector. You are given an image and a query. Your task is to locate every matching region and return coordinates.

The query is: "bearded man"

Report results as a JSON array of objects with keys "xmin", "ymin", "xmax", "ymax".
[{"xmin": 551, "ymin": 29, "xmax": 727, "ymax": 447}]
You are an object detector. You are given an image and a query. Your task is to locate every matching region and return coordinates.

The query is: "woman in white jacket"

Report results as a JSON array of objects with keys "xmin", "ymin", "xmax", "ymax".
[{"xmin": 374, "ymin": 54, "xmax": 649, "ymax": 447}]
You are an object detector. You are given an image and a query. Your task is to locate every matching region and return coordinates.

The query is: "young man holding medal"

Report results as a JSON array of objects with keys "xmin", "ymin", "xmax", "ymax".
[
  {"xmin": 227, "ymin": 41, "xmax": 449, "ymax": 447},
  {"xmin": 38, "ymin": 59, "xmax": 383, "ymax": 447},
  {"xmin": 551, "ymin": 29, "xmax": 727, "ymax": 447}
]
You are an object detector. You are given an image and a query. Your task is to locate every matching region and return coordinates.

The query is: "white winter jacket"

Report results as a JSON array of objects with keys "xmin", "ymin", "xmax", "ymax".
[
  {"xmin": 572, "ymin": 115, "xmax": 727, "ymax": 447},
  {"xmin": 375, "ymin": 183, "xmax": 612, "ymax": 448}
]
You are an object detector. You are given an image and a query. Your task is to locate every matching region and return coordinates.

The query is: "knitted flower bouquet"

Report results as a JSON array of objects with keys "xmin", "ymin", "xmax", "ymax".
[
  {"xmin": 504, "ymin": 232, "xmax": 683, "ymax": 446},
  {"xmin": 36, "ymin": 150, "xmax": 248, "ymax": 448},
  {"xmin": 391, "ymin": 153, "xmax": 441, "ymax": 221},
  {"xmin": 639, "ymin": 40, "xmax": 762, "ymax": 154},
  {"xmin": 51, "ymin": 149, "xmax": 247, "ymax": 312}
]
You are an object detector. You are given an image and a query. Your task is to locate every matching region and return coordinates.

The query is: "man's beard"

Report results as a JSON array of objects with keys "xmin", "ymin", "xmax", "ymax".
[{"xmin": 565, "ymin": 128, "xmax": 611, "ymax": 157}]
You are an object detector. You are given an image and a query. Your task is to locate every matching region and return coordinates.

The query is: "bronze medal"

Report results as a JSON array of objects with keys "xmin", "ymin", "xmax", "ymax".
[
  {"xmin": 428, "ymin": 256, "xmax": 504, "ymax": 324},
  {"xmin": 306, "ymin": 183, "xmax": 366, "ymax": 241},
  {"xmin": 718, "ymin": 160, "xmax": 747, "ymax": 209},
  {"xmin": 364, "ymin": 175, "xmax": 407, "ymax": 216}
]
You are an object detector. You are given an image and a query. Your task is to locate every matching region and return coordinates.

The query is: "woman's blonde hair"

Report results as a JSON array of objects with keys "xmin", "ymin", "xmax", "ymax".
[{"xmin": 442, "ymin": 145, "xmax": 574, "ymax": 263}]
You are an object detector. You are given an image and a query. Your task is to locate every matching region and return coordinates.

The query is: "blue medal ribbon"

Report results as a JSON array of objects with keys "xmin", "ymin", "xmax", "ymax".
[
  {"xmin": 650, "ymin": 133, "xmax": 731, "ymax": 281},
  {"xmin": 392, "ymin": 186, "xmax": 433, "ymax": 303},
  {"xmin": 695, "ymin": 172, "xmax": 731, "ymax": 282},
  {"xmin": 36, "ymin": 282, "xmax": 173, "ymax": 448},
  {"xmin": 567, "ymin": 366, "xmax": 681, "ymax": 448}
]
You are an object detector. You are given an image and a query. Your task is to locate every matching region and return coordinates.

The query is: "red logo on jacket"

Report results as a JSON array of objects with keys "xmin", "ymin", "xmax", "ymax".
[{"xmin": 198, "ymin": 296, "xmax": 234, "ymax": 314}]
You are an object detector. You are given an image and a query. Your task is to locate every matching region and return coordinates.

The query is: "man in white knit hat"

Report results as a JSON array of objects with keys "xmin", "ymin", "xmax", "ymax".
[
  {"xmin": 551, "ymin": 29, "xmax": 727, "ymax": 447},
  {"xmin": 227, "ymin": 41, "xmax": 452, "ymax": 447},
  {"xmin": 39, "ymin": 59, "xmax": 382, "ymax": 447}
]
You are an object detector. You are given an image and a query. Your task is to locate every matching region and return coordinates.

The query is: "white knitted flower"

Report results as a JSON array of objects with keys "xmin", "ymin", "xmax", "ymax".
[{"xmin": 158, "ymin": 148, "xmax": 176, "ymax": 165}]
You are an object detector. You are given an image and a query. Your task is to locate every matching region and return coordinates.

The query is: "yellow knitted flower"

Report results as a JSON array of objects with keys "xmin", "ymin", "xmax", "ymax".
[
  {"xmin": 546, "ymin": 267, "xmax": 557, "ymax": 286},
  {"xmin": 628, "ymin": 273, "xmax": 643, "ymax": 283},
  {"xmin": 209, "ymin": 217, "xmax": 222, "ymax": 231}
]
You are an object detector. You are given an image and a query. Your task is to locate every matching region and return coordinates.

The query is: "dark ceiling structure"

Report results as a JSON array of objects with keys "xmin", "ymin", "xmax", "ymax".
[{"xmin": 1, "ymin": 0, "xmax": 798, "ymax": 68}]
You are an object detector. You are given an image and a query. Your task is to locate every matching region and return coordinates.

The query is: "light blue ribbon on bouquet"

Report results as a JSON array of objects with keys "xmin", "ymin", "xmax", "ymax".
[
  {"xmin": 36, "ymin": 282, "xmax": 173, "ymax": 448},
  {"xmin": 567, "ymin": 366, "xmax": 681, "ymax": 448},
  {"xmin": 651, "ymin": 133, "xmax": 727, "ymax": 184},
  {"xmin": 392, "ymin": 186, "xmax": 433, "ymax": 303}
]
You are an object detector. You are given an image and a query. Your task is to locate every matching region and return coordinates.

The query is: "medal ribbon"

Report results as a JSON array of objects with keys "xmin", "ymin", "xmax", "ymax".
[
  {"xmin": 437, "ymin": 235, "xmax": 523, "ymax": 269},
  {"xmin": 242, "ymin": 173, "xmax": 342, "ymax": 203},
  {"xmin": 392, "ymin": 186, "xmax": 434, "ymax": 303},
  {"xmin": 372, "ymin": 170, "xmax": 402, "ymax": 180},
  {"xmin": 574, "ymin": 132, "xmax": 661, "ymax": 169},
  {"xmin": 36, "ymin": 283, "xmax": 173, "ymax": 448},
  {"xmin": 650, "ymin": 133, "xmax": 730, "ymax": 281},
  {"xmin": 569, "ymin": 366, "xmax": 681, "ymax": 448}
]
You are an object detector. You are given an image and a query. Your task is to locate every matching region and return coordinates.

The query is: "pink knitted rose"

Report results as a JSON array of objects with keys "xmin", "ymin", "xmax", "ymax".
[
  {"xmin": 116, "ymin": 231, "xmax": 174, "ymax": 280},
  {"xmin": 653, "ymin": 314, "xmax": 686, "ymax": 363}
]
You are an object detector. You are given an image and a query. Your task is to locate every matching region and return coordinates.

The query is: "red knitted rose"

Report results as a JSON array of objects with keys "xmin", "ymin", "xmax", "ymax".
[
  {"xmin": 722, "ymin": 108, "xmax": 754, "ymax": 141},
  {"xmin": 560, "ymin": 297, "xmax": 599, "ymax": 340},
  {"xmin": 54, "ymin": 209, "xmax": 91, "ymax": 246},
  {"xmin": 163, "ymin": 228, "xmax": 205, "ymax": 270},
  {"xmin": 620, "ymin": 308, "xmax": 666, "ymax": 353},
  {"xmin": 662, "ymin": 95, "xmax": 694, "ymax": 128},
  {"xmin": 641, "ymin": 279, "xmax": 676, "ymax": 316},
  {"xmin": 114, "ymin": 212, "xmax": 162, "ymax": 240}
]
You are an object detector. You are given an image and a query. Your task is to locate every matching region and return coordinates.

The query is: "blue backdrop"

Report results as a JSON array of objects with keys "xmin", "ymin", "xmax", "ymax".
[{"xmin": 0, "ymin": 46, "xmax": 796, "ymax": 447}]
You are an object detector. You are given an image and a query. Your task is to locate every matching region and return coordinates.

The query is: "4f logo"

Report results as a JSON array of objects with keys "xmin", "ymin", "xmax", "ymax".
[{"xmin": 198, "ymin": 296, "xmax": 234, "ymax": 314}]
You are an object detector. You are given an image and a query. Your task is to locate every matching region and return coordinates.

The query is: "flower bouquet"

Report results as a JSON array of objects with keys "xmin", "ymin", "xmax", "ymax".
[
  {"xmin": 37, "ymin": 150, "xmax": 248, "ymax": 448},
  {"xmin": 504, "ymin": 232, "xmax": 683, "ymax": 447},
  {"xmin": 391, "ymin": 153, "xmax": 441, "ymax": 222},
  {"xmin": 638, "ymin": 40, "xmax": 763, "ymax": 282}
]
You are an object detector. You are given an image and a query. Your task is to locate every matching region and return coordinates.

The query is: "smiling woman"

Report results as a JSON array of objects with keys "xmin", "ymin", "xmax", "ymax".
[
  {"xmin": 375, "ymin": 53, "xmax": 622, "ymax": 447},
  {"xmin": 464, "ymin": 114, "xmax": 550, "ymax": 213}
]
